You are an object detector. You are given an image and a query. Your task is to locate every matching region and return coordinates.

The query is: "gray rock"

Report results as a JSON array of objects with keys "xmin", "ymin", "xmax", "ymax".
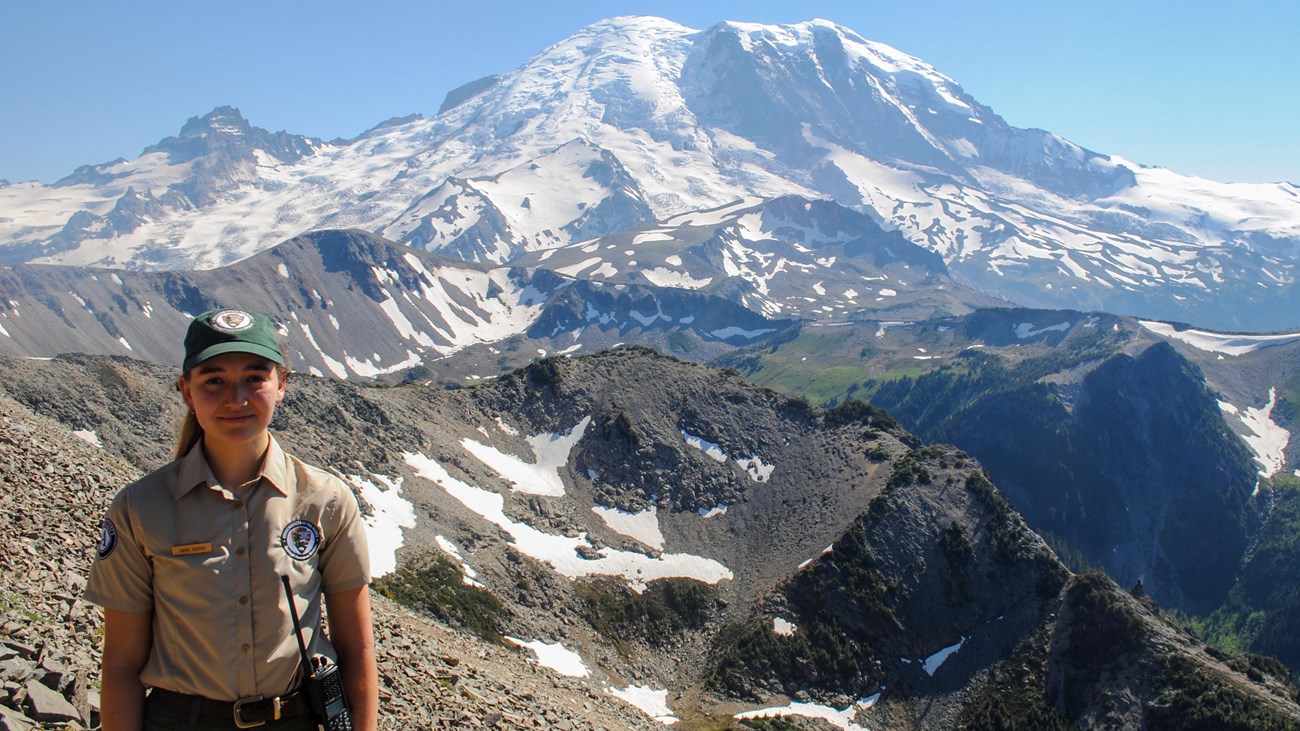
[
  {"xmin": 0, "ymin": 659, "xmax": 32, "ymax": 684},
  {"xmin": 0, "ymin": 705, "xmax": 35, "ymax": 731},
  {"xmin": 0, "ymin": 644, "xmax": 34, "ymax": 662},
  {"xmin": 22, "ymin": 679, "xmax": 80, "ymax": 724}
]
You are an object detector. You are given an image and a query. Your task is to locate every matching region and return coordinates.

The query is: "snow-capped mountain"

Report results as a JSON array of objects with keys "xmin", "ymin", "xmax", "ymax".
[
  {"xmin": 2, "ymin": 17, "xmax": 1298, "ymax": 329},
  {"xmin": 514, "ymin": 194, "xmax": 990, "ymax": 320},
  {"xmin": 0, "ymin": 229, "xmax": 793, "ymax": 380}
]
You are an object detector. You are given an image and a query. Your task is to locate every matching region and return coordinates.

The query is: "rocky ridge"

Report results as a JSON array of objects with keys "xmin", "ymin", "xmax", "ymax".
[
  {"xmin": 0, "ymin": 392, "xmax": 660, "ymax": 730},
  {"xmin": 2, "ymin": 348, "xmax": 1300, "ymax": 729}
]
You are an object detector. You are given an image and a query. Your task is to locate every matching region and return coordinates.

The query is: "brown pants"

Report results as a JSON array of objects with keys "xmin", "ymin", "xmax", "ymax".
[{"xmin": 143, "ymin": 693, "xmax": 319, "ymax": 730}]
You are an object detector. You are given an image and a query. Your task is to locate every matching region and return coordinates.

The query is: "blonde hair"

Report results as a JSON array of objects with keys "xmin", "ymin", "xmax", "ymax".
[{"xmin": 173, "ymin": 348, "xmax": 292, "ymax": 460}]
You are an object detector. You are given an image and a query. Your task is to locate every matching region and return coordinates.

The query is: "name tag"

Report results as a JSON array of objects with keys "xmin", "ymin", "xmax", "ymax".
[{"xmin": 171, "ymin": 542, "xmax": 213, "ymax": 556}]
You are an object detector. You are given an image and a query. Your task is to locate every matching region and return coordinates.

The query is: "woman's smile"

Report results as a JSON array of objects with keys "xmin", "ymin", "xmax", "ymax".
[{"xmin": 178, "ymin": 352, "xmax": 286, "ymax": 453}]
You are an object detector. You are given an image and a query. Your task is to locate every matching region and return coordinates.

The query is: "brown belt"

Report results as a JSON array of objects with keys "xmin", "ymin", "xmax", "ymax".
[{"xmin": 149, "ymin": 686, "xmax": 309, "ymax": 728}]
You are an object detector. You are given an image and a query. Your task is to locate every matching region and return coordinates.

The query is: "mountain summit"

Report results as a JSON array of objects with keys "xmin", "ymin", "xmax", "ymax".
[{"xmin": 1, "ymin": 16, "xmax": 1297, "ymax": 328}]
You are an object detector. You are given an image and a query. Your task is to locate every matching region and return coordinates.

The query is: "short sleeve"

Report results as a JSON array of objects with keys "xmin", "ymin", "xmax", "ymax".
[
  {"xmin": 318, "ymin": 477, "xmax": 371, "ymax": 594},
  {"xmin": 84, "ymin": 486, "xmax": 154, "ymax": 613}
]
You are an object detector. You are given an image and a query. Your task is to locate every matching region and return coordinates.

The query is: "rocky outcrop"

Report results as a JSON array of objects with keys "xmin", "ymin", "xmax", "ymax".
[
  {"xmin": 2, "ymin": 348, "xmax": 1298, "ymax": 729},
  {"xmin": 0, "ymin": 391, "xmax": 661, "ymax": 730}
]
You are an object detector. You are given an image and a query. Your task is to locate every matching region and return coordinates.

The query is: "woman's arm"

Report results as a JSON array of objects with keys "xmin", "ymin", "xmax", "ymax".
[
  {"xmin": 325, "ymin": 585, "xmax": 378, "ymax": 730},
  {"xmin": 100, "ymin": 608, "xmax": 152, "ymax": 731}
]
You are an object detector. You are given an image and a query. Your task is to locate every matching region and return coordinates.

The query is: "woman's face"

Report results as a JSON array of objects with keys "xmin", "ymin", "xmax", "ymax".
[{"xmin": 178, "ymin": 352, "xmax": 286, "ymax": 453}]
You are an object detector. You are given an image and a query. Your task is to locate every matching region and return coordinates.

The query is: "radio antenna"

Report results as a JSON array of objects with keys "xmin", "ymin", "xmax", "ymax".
[{"xmin": 281, "ymin": 575, "xmax": 314, "ymax": 671}]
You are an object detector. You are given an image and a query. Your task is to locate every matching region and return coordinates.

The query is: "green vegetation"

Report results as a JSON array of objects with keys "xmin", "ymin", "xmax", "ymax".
[
  {"xmin": 711, "ymin": 616, "xmax": 872, "ymax": 700},
  {"xmin": 0, "ymin": 587, "xmax": 43, "ymax": 625},
  {"xmin": 940, "ymin": 521, "xmax": 973, "ymax": 569},
  {"xmin": 730, "ymin": 719, "xmax": 808, "ymax": 730},
  {"xmin": 885, "ymin": 446, "xmax": 961, "ymax": 487},
  {"xmin": 715, "ymin": 325, "xmax": 919, "ymax": 406},
  {"xmin": 668, "ymin": 330, "xmax": 697, "ymax": 354},
  {"xmin": 959, "ymin": 688, "xmax": 1071, "ymax": 731},
  {"xmin": 373, "ymin": 553, "xmax": 507, "ymax": 642},
  {"xmin": 1063, "ymin": 572, "xmax": 1147, "ymax": 672},
  {"xmin": 1145, "ymin": 656, "xmax": 1300, "ymax": 731},
  {"xmin": 957, "ymin": 626, "xmax": 1070, "ymax": 730},
  {"xmin": 526, "ymin": 356, "xmax": 564, "ymax": 388},
  {"xmin": 712, "ymin": 518, "xmax": 894, "ymax": 699},
  {"xmin": 576, "ymin": 577, "xmax": 716, "ymax": 651},
  {"xmin": 822, "ymin": 399, "xmax": 898, "ymax": 433},
  {"xmin": 599, "ymin": 409, "xmax": 642, "ymax": 444},
  {"xmin": 1282, "ymin": 371, "xmax": 1300, "ymax": 420},
  {"xmin": 1200, "ymin": 475, "xmax": 1300, "ymax": 668}
]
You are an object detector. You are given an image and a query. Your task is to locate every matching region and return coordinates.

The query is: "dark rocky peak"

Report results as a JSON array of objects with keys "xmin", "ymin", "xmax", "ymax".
[
  {"xmin": 143, "ymin": 105, "xmax": 322, "ymax": 165},
  {"xmin": 277, "ymin": 228, "xmax": 493, "ymax": 275},
  {"xmin": 253, "ymin": 229, "xmax": 447, "ymax": 301},
  {"xmin": 53, "ymin": 157, "xmax": 132, "ymax": 187},
  {"xmin": 104, "ymin": 187, "xmax": 166, "ymax": 234},
  {"xmin": 337, "ymin": 112, "xmax": 426, "ymax": 144},
  {"xmin": 952, "ymin": 307, "xmax": 1127, "ymax": 347},
  {"xmin": 439, "ymin": 74, "xmax": 504, "ymax": 114}
]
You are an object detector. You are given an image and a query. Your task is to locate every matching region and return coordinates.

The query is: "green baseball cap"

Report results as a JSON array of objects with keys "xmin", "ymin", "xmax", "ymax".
[{"xmin": 183, "ymin": 308, "xmax": 285, "ymax": 372}]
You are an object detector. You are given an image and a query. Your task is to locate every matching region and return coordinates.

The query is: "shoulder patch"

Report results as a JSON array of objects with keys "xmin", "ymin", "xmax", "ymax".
[
  {"xmin": 281, "ymin": 519, "xmax": 322, "ymax": 561},
  {"xmin": 97, "ymin": 519, "xmax": 118, "ymax": 560}
]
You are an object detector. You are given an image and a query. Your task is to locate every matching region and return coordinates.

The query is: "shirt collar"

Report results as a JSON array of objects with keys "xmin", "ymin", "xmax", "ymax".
[{"xmin": 171, "ymin": 435, "xmax": 292, "ymax": 499}]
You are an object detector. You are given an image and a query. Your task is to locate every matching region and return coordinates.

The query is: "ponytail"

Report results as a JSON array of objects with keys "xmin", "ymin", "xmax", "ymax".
[{"xmin": 174, "ymin": 409, "xmax": 203, "ymax": 460}]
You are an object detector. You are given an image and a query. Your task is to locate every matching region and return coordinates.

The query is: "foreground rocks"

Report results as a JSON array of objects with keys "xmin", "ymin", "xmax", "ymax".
[{"xmin": 0, "ymin": 393, "xmax": 659, "ymax": 730}]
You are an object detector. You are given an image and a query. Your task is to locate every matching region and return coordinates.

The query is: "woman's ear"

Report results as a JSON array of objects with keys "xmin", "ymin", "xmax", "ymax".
[{"xmin": 177, "ymin": 376, "xmax": 194, "ymax": 410}]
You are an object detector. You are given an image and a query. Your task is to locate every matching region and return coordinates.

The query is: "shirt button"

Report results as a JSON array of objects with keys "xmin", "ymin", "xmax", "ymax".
[
  {"xmin": 233, "ymin": 500, "xmax": 244, "ymax": 509},
  {"xmin": 235, "ymin": 547, "xmax": 246, "ymax": 556},
  {"xmin": 241, "ymin": 644, "xmax": 251, "ymax": 654},
  {"xmin": 239, "ymin": 596, "xmax": 249, "ymax": 605}
]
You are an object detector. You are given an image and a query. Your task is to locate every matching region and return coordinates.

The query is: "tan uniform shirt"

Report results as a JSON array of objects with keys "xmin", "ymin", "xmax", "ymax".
[{"xmin": 85, "ymin": 436, "xmax": 371, "ymax": 701}]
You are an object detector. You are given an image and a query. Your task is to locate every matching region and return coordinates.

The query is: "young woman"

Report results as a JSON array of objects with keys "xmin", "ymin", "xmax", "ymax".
[{"xmin": 86, "ymin": 308, "xmax": 378, "ymax": 730}]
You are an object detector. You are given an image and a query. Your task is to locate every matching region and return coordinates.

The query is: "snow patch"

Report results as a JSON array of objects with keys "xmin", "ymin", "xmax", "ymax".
[
  {"xmin": 1220, "ymin": 389, "xmax": 1290, "ymax": 478},
  {"xmin": 641, "ymin": 267, "xmax": 712, "ymax": 289},
  {"xmin": 461, "ymin": 416, "xmax": 591, "ymax": 496},
  {"xmin": 593, "ymin": 505, "xmax": 665, "ymax": 550},
  {"xmin": 684, "ymin": 432, "xmax": 775, "ymax": 482},
  {"xmin": 505, "ymin": 637, "xmax": 590, "ymax": 678},
  {"xmin": 1140, "ymin": 321, "xmax": 1300, "ymax": 356},
  {"xmin": 736, "ymin": 455, "xmax": 775, "ymax": 482},
  {"xmin": 434, "ymin": 535, "xmax": 483, "ymax": 587},
  {"xmin": 403, "ymin": 452, "xmax": 733, "ymax": 591},
  {"xmin": 922, "ymin": 636, "xmax": 967, "ymax": 676},
  {"xmin": 72, "ymin": 430, "xmax": 102, "ymax": 448},
  {"xmin": 709, "ymin": 326, "xmax": 776, "ymax": 340},
  {"xmin": 697, "ymin": 504, "xmax": 728, "ymax": 518},
  {"xmin": 346, "ymin": 470, "xmax": 416, "ymax": 578},
  {"xmin": 682, "ymin": 431, "xmax": 727, "ymax": 462},
  {"xmin": 1016, "ymin": 321, "xmax": 1071, "ymax": 339},
  {"xmin": 734, "ymin": 694, "xmax": 880, "ymax": 731},
  {"xmin": 609, "ymin": 685, "xmax": 677, "ymax": 725}
]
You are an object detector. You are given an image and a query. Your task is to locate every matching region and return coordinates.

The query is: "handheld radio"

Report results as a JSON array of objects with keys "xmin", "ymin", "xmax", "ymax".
[{"xmin": 281, "ymin": 575, "xmax": 354, "ymax": 731}]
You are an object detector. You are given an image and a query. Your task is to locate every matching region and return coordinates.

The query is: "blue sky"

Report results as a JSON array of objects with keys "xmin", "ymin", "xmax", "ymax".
[{"xmin": 3, "ymin": 0, "xmax": 1297, "ymax": 184}]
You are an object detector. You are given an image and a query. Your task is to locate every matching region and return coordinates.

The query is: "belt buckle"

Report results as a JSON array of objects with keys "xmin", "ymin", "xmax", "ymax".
[{"xmin": 233, "ymin": 695, "xmax": 267, "ymax": 729}]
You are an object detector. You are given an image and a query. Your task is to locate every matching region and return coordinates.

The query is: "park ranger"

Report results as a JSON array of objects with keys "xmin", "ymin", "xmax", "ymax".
[{"xmin": 86, "ymin": 308, "xmax": 378, "ymax": 730}]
